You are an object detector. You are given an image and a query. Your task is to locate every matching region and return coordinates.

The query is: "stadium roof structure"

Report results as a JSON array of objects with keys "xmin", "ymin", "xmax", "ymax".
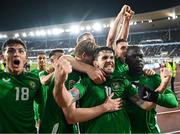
[{"xmin": 0, "ymin": 5, "xmax": 180, "ymax": 40}]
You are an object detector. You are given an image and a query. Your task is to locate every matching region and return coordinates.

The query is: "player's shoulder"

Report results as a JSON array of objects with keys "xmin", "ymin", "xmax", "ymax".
[
  {"xmin": 147, "ymin": 73, "xmax": 160, "ymax": 80},
  {"xmin": 23, "ymin": 71, "xmax": 40, "ymax": 81}
]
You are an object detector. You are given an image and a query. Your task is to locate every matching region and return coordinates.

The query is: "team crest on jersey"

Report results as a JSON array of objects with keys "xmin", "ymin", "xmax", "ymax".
[
  {"xmin": 112, "ymin": 82, "xmax": 120, "ymax": 91},
  {"xmin": 29, "ymin": 81, "xmax": 36, "ymax": 89}
]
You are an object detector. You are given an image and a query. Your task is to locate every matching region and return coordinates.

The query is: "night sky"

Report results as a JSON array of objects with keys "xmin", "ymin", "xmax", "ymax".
[{"xmin": 0, "ymin": 0, "xmax": 180, "ymax": 31}]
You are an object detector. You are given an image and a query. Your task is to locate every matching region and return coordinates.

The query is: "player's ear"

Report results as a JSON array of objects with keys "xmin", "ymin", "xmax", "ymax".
[{"xmin": 93, "ymin": 60, "xmax": 99, "ymax": 68}]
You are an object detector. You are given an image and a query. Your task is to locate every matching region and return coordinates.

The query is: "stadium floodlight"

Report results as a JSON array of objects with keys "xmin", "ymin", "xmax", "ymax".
[
  {"xmin": 14, "ymin": 33, "xmax": 20, "ymax": 38},
  {"xmin": 52, "ymin": 28, "xmax": 64, "ymax": 35},
  {"xmin": 3, "ymin": 34, "xmax": 8, "ymax": 38},
  {"xmin": 39, "ymin": 30, "xmax": 46, "ymax": 36},
  {"xmin": 86, "ymin": 25, "xmax": 91, "ymax": 31},
  {"xmin": 35, "ymin": 30, "xmax": 41, "ymax": 36},
  {"xmin": 47, "ymin": 30, "xmax": 52, "ymax": 35},
  {"xmin": 80, "ymin": 26, "xmax": 85, "ymax": 31},
  {"xmin": 0, "ymin": 34, "xmax": 7, "ymax": 39},
  {"xmin": 29, "ymin": 31, "xmax": 35, "ymax": 37},
  {"xmin": 102, "ymin": 24, "xmax": 106, "ymax": 28},
  {"xmin": 22, "ymin": 32, "xmax": 27, "ymax": 37},
  {"xmin": 92, "ymin": 23, "xmax": 102, "ymax": 32},
  {"xmin": 106, "ymin": 24, "xmax": 110, "ymax": 27},
  {"xmin": 2, "ymin": 34, "xmax": 7, "ymax": 38},
  {"xmin": 70, "ymin": 25, "xmax": 80, "ymax": 34},
  {"xmin": 148, "ymin": 20, "xmax": 152, "ymax": 23}
]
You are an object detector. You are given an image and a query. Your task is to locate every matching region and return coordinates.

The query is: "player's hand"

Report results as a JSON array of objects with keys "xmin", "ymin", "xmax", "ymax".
[
  {"xmin": 160, "ymin": 68, "xmax": 171, "ymax": 83},
  {"xmin": 87, "ymin": 67, "xmax": 106, "ymax": 84},
  {"xmin": 102, "ymin": 93, "xmax": 123, "ymax": 112},
  {"xmin": 124, "ymin": 7, "xmax": 134, "ymax": 21},
  {"xmin": 155, "ymin": 68, "xmax": 171, "ymax": 92},
  {"xmin": 54, "ymin": 57, "xmax": 72, "ymax": 85},
  {"xmin": 144, "ymin": 69, "xmax": 156, "ymax": 76},
  {"xmin": 46, "ymin": 66, "xmax": 55, "ymax": 74}
]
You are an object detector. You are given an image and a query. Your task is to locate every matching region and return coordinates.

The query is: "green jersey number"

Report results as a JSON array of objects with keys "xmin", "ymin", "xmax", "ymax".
[{"xmin": 15, "ymin": 87, "xmax": 29, "ymax": 101}]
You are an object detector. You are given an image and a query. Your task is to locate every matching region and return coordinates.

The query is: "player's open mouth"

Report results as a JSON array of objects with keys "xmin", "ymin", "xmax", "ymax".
[{"xmin": 13, "ymin": 59, "xmax": 20, "ymax": 65}]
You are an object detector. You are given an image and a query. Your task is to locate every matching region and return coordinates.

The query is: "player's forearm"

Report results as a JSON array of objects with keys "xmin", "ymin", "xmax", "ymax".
[
  {"xmin": 53, "ymin": 83, "xmax": 73, "ymax": 108},
  {"xmin": 130, "ymin": 94, "xmax": 156, "ymax": 110},
  {"xmin": 107, "ymin": 12, "xmax": 123, "ymax": 48},
  {"xmin": 64, "ymin": 103, "xmax": 108, "ymax": 124},
  {"xmin": 40, "ymin": 72, "xmax": 54, "ymax": 85},
  {"xmin": 155, "ymin": 81, "xmax": 169, "ymax": 93},
  {"xmin": 116, "ymin": 19, "xmax": 130, "ymax": 41},
  {"xmin": 63, "ymin": 55, "xmax": 93, "ymax": 74}
]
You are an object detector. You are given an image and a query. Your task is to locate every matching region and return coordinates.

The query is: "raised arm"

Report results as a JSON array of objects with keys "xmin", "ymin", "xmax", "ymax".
[
  {"xmin": 130, "ymin": 68, "xmax": 172, "ymax": 109},
  {"xmin": 107, "ymin": 5, "xmax": 134, "ymax": 49},
  {"xmin": 53, "ymin": 57, "xmax": 122, "ymax": 123},
  {"xmin": 62, "ymin": 55, "xmax": 106, "ymax": 84},
  {"xmin": 107, "ymin": 5, "xmax": 127, "ymax": 48},
  {"xmin": 116, "ymin": 6, "xmax": 134, "ymax": 41},
  {"xmin": 39, "ymin": 71, "xmax": 54, "ymax": 85}
]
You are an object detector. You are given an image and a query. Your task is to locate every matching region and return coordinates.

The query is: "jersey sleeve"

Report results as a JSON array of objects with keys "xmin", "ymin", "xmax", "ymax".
[
  {"xmin": 39, "ymin": 71, "xmax": 48, "ymax": 79},
  {"xmin": 124, "ymin": 79, "xmax": 138, "ymax": 98},
  {"xmin": 71, "ymin": 77, "xmax": 90, "ymax": 99},
  {"xmin": 156, "ymin": 86, "xmax": 178, "ymax": 108}
]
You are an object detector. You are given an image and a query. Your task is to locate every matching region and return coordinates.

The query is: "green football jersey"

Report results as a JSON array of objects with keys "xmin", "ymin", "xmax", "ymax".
[
  {"xmin": 39, "ymin": 70, "xmax": 49, "ymax": 105},
  {"xmin": 39, "ymin": 70, "xmax": 81, "ymax": 133},
  {"xmin": 113, "ymin": 57, "xmax": 128, "ymax": 78},
  {"xmin": 73, "ymin": 76, "xmax": 138, "ymax": 133},
  {"xmin": 0, "ymin": 70, "xmax": 42, "ymax": 133},
  {"xmin": 125, "ymin": 73, "xmax": 178, "ymax": 133},
  {"xmin": 31, "ymin": 69, "xmax": 44, "ymax": 123},
  {"xmin": 31, "ymin": 68, "xmax": 40, "ymax": 76}
]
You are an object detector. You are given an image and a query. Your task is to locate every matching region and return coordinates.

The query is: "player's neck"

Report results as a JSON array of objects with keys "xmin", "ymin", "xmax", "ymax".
[
  {"xmin": 6, "ymin": 67, "xmax": 24, "ymax": 75},
  {"xmin": 39, "ymin": 65, "xmax": 46, "ymax": 71}
]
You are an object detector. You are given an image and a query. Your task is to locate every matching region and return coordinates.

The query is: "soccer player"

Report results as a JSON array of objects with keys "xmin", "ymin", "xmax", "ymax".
[
  {"xmin": 39, "ymin": 40, "xmax": 111, "ymax": 133},
  {"xmin": 31, "ymin": 51, "xmax": 47, "ymax": 129},
  {"xmin": 107, "ymin": 5, "xmax": 134, "ymax": 77},
  {"xmin": 0, "ymin": 38, "xmax": 43, "ymax": 133},
  {"xmin": 31, "ymin": 51, "xmax": 47, "ymax": 75},
  {"xmin": 125, "ymin": 46, "xmax": 178, "ymax": 133},
  {"xmin": 76, "ymin": 32, "xmax": 95, "ymax": 44},
  {"xmin": 53, "ymin": 46, "xmax": 169, "ymax": 133},
  {"xmin": 39, "ymin": 49, "xmax": 66, "ymax": 133}
]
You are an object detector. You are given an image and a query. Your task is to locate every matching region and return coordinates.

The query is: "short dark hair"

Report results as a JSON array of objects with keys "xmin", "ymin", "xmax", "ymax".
[
  {"xmin": 49, "ymin": 49, "xmax": 64, "ymax": 58},
  {"xmin": 38, "ymin": 51, "xmax": 46, "ymax": 55},
  {"xmin": 116, "ymin": 39, "xmax": 127, "ymax": 45},
  {"xmin": 74, "ymin": 39, "xmax": 96, "ymax": 57},
  {"xmin": 93, "ymin": 47, "xmax": 115, "ymax": 60},
  {"xmin": 2, "ymin": 38, "xmax": 27, "ymax": 52}
]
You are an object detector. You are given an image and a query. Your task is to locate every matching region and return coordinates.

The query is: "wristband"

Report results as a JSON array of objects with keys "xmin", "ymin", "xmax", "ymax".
[{"xmin": 139, "ymin": 86, "xmax": 158, "ymax": 103}]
